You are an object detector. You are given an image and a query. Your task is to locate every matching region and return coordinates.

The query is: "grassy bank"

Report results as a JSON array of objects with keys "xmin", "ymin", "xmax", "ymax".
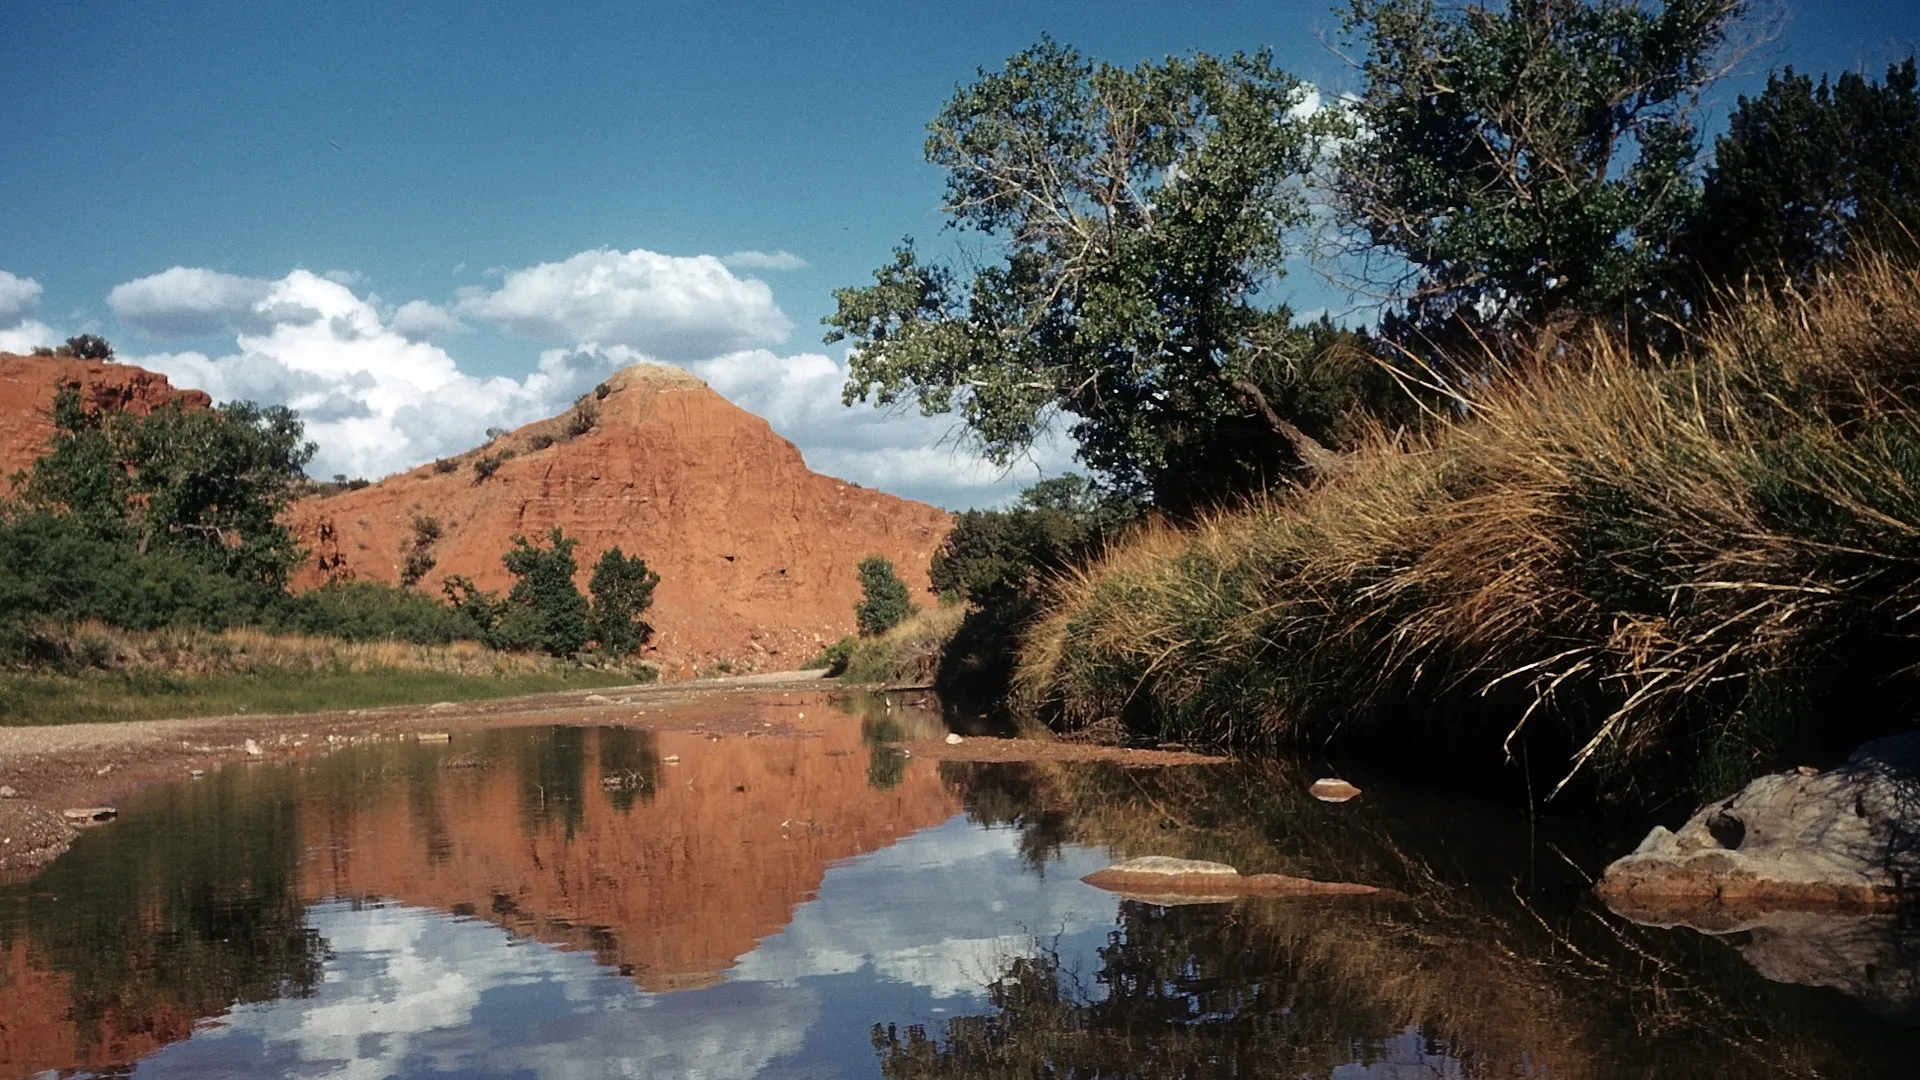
[
  {"xmin": 1016, "ymin": 256, "xmax": 1920, "ymax": 805},
  {"xmin": 838, "ymin": 604, "xmax": 968, "ymax": 685},
  {"xmin": 0, "ymin": 624, "xmax": 647, "ymax": 725}
]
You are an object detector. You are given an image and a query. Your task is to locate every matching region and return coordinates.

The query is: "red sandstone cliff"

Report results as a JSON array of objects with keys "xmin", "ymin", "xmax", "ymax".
[
  {"xmin": 286, "ymin": 363, "xmax": 953, "ymax": 673},
  {"xmin": 0, "ymin": 353, "xmax": 211, "ymax": 491}
]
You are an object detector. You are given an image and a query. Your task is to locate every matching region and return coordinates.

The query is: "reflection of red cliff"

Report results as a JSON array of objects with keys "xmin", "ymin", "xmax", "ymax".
[
  {"xmin": 300, "ymin": 712, "xmax": 961, "ymax": 992},
  {"xmin": 0, "ymin": 353, "xmax": 211, "ymax": 492},
  {"xmin": 0, "ymin": 941, "xmax": 199, "ymax": 1078},
  {"xmin": 284, "ymin": 363, "xmax": 952, "ymax": 673}
]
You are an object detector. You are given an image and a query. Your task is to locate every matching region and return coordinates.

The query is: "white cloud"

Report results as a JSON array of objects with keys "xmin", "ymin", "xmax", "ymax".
[
  {"xmin": 0, "ymin": 269, "xmax": 42, "ymax": 328},
  {"xmin": 133, "ymin": 270, "xmax": 622, "ymax": 479},
  {"xmin": 389, "ymin": 299, "xmax": 464, "ymax": 341},
  {"xmin": 0, "ymin": 319, "xmax": 58, "ymax": 354},
  {"xmin": 457, "ymin": 247, "xmax": 792, "ymax": 360},
  {"xmin": 721, "ymin": 249, "xmax": 809, "ymax": 272},
  {"xmin": 108, "ymin": 266, "xmax": 294, "ymax": 337},
  {"xmin": 689, "ymin": 348, "xmax": 1074, "ymax": 508}
]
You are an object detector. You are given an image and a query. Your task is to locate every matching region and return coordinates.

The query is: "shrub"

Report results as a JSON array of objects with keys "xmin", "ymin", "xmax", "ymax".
[
  {"xmin": 267, "ymin": 581, "xmax": 483, "ymax": 645},
  {"xmin": 843, "ymin": 605, "xmax": 966, "ymax": 685},
  {"xmin": 587, "ymin": 546, "xmax": 660, "ymax": 655},
  {"xmin": 855, "ymin": 556, "xmax": 915, "ymax": 637},
  {"xmin": 61, "ymin": 334, "xmax": 114, "ymax": 361},
  {"xmin": 806, "ymin": 635, "xmax": 856, "ymax": 676},
  {"xmin": 399, "ymin": 515, "xmax": 442, "ymax": 588},
  {"xmin": 499, "ymin": 527, "xmax": 590, "ymax": 657},
  {"xmin": 433, "ymin": 457, "xmax": 459, "ymax": 474},
  {"xmin": 564, "ymin": 403, "xmax": 598, "ymax": 439},
  {"xmin": 471, "ymin": 450, "xmax": 513, "ymax": 484},
  {"xmin": 527, "ymin": 433, "xmax": 555, "ymax": 451}
]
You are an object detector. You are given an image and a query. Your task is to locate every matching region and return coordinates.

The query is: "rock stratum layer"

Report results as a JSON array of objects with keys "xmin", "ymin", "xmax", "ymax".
[
  {"xmin": 0, "ymin": 353, "xmax": 211, "ymax": 491},
  {"xmin": 0, "ymin": 355, "xmax": 953, "ymax": 672},
  {"xmin": 287, "ymin": 364, "xmax": 951, "ymax": 672}
]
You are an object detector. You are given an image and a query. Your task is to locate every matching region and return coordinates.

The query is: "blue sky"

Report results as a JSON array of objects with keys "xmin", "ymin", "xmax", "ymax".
[{"xmin": 2, "ymin": 0, "xmax": 1914, "ymax": 507}]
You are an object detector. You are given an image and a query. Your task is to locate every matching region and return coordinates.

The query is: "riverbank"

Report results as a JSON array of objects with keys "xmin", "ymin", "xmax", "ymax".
[{"xmin": 1015, "ymin": 257, "xmax": 1920, "ymax": 809}]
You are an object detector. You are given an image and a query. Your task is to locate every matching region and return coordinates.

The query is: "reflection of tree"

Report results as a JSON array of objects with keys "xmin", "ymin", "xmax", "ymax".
[
  {"xmin": 874, "ymin": 901, "xmax": 1418, "ymax": 1078},
  {"xmin": 0, "ymin": 769, "xmax": 324, "ymax": 1054},
  {"xmin": 511, "ymin": 725, "xmax": 588, "ymax": 839},
  {"xmin": 916, "ymin": 760, "xmax": 1920, "ymax": 1078},
  {"xmin": 596, "ymin": 726, "xmax": 660, "ymax": 813}
]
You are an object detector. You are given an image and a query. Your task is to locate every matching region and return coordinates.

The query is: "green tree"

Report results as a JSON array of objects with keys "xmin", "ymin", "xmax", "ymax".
[
  {"xmin": 60, "ymin": 334, "xmax": 115, "ymax": 361},
  {"xmin": 1333, "ymin": 0, "xmax": 1745, "ymax": 350},
  {"xmin": 498, "ymin": 527, "xmax": 590, "ymax": 657},
  {"xmin": 588, "ymin": 546, "xmax": 661, "ymax": 655},
  {"xmin": 855, "ymin": 555, "xmax": 915, "ymax": 637},
  {"xmin": 827, "ymin": 40, "xmax": 1363, "ymax": 507},
  {"xmin": 1687, "ymin": 57, "xmax": 1920, "ymax": 292},
  {"xmin": 15, "ymin": 387, "xmax": 314, "ymax": 587}
]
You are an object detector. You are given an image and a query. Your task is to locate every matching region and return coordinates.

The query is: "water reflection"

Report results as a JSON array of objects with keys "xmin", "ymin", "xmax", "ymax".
[{"xmin": 0, "ymin": 691, "xmax": 1913, "ymax": 1078}]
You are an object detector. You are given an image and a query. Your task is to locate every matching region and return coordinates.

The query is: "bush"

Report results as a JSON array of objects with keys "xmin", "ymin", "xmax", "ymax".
[
  {"xmin": 471, "ymin": 450, "xmax": 512, "ymax": 484},
  {"xmin": 61, "ymin": 334, "xmax": 115, "ymax": 361},
  {"xmin": 527, "ymin": 433, "xmax": 555, "ymax": 451},
  {"xmin": 564, "ymin": 403, "xmax": 598, "ymax": 439},
  {"xmin": 587, "ymin": 546, "xmax": 660, "ymax": 655},
  {"xmin": 1016, "ymin": 253, "xmax": 1920, "ymax": 806},
  {"xmin": 433, "ymin": 457, "xmax": 459, "ymax": 474},
  {"xmin": 399, "ymin": 515, "xmax": 442, "ymax": 588},
  {"xmin": 806, "ymin": 635, "xmax": 856, "ymax": 676},
  {"xmin": 855, "ymin": 556, "xmax": 915, "ymax": 637},
  {"xmin": 843, "ymin": 605, "xmax": 966, "ymax": 685},
  {"xmin": 267, "ymin": 581, "xmax": 484, "ymax": 645},
  {"xmin": 499, "ymin": 528, "xmax": 590, "ymax": 657}
]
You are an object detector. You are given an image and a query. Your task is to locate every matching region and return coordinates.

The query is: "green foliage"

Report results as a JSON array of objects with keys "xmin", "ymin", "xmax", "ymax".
[
  {"xmin": 14, "ymin": 387, "xmax": 314, "ymax": 587},
  {"xmin": 268, "ymin": 581, "xmax": 484, "ymax": 645},
  {"xmin": 564, "ymin": 402, "xmax": 598, "ymax": 439},
  {"xmin": 827, "ymin": 39, "xmax": 1370, "ymax": 507},
  {"xmin": 929, "ymin": 475, "xmax": 1136, "ymax": 697},
  {"xmin": 806, "ymin": 635, "xmax": 856, "ymax": 676},
  {"xmin": 499, "ymin": 527, "xmax": 591, "ymax": 657},
  {"xmin": 1688, "ymin": 57, "xmax": 1920, "ymax": 292},
  {"xmin": 399, "ymin": 515, "xmax": 442, "ymax": 588},
  {"xmin": 60, "ymin": 333, "xmax": 114, "ymax": 361},
  {"xmin": 471, "ymin": 450, "xmax": 511, "ymax": 483},
  {"xmin": 433, "ymin": 457, "xmax": 459, "ymax": 474},
  {"xmin": 587, "ymin": 546, "xmax": 660, "ymax": 655},
  {"xmin": 855, "ymin": 555, "xmax": 916, "ymax": 637},
  {"xmin": 1334, "ymin": 0, "xmax": 1743, "ymax": 346},
  {"xmin": 527, "ymin": 432, "xmax": 555, "ymax": 451}
]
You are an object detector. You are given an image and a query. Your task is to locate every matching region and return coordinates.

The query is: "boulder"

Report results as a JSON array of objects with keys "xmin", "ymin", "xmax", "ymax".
[
  {"xmin": 1596, "ymin": 733, "xmax": 1920, "ymax": 914},
  {"xmin": 1081, "ymin": 855, "xmax": 1386, "ymax": 905}
]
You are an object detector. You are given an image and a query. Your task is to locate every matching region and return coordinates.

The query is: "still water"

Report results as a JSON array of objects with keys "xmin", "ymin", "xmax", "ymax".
[{"xmin": 1, "ymin": 691, "xmax": 1914, "ymax": 1078}]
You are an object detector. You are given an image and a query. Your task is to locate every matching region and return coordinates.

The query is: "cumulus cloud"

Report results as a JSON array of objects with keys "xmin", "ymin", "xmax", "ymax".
[
  {"xmin": 0, "ymin": 269, "xmax": 42, "ymax": 328},
  {"xmin": 389, "ymin": 299, "xmax": 464, "ymax": 341},
  {"xmin": 0, "ymin": 320, "xmax": 59, "ymax": 354},
  {"xmin": 132, "ymin": 270, "xmax": 623, "ymax": 479},
  {"xmin": 721, "ymin": 249, "xmax": 808, "ymax": 271},
  {"xmin": 688, "ymin": 348, "xmax": 1073, "ymax": 508},
  {"xmin": 457, "ymin": 247, "xmax": 792, "ymax": 360},
  {"xmin": 106, "ymin": 266, "xmax": 306, "ymax": 337}
]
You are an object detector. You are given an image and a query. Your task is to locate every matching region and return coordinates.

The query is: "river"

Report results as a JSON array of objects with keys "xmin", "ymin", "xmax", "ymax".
[{"xmin": 0, "ymin": 688, "xmax": 1913, "ymax": 1078}]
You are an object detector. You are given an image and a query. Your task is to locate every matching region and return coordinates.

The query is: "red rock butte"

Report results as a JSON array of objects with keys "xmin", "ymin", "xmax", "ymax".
[
  {"xmin": 287, "ymin": 363, "xmax": 952, "ymax": 673},
  {"xmin": 0, "ymin": 354, "xmax": 954, "ymax": 673}
]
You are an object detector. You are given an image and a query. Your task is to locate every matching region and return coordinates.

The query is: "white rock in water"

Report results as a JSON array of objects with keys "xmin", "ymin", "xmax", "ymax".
[
  {"xmin": 945, "ymin": 732, "xmax": 965, "ymax": 745},
  {"xmin": 244, "ymin": 739, "xmax": 264, "ymax": 758},
  {"xmin": 1599, "ymin": 733, "xmax": 1920, "ymax": 914},
  {"xmin": 1310, "ymin": 778, "xmax": 1361, "ymax": 803},
  {"xmin": 62, "ymin": 807, "xmax": 117, "ymax": 823},
  {"xmin": 417, "ymin": 732, "xmax": 451, "ymax": 744}
]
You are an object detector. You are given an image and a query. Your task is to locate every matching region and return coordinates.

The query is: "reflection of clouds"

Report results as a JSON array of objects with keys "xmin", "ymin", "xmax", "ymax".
[
  {"xmin": 130, "ymin": 902, "xmax": 815, "ymax": 1080},
  {"xmin": 1331, "ymin": 1026, "xmax": 1473, "ymax": 1079},
  {"xmin": 732, "ymin": 818, "xmax": 1116, "ymax": 999}
]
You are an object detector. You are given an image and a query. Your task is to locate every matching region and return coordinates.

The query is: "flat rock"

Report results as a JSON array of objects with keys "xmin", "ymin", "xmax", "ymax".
[
  {"xmin": 417, "ymin": 732, "xmax": 451, "ymax": 744},
  {"xmin": 1309, "ymin": 778, "xmax": 1361, "ymax": 803},
  {"xmin": 1597, "ymin": 732, "xmax": 1920, "ymax": 915},
  {"xmin": 582, "ymin": 694, "xmax": 614, "ymax": 705},
  {"xmin": 61, "ymin": 806, "xmax": 117, "ymax": 824},
  {"xmin": 1081, "ymin": 856, "xmax": 1385, "ymax": 903}
]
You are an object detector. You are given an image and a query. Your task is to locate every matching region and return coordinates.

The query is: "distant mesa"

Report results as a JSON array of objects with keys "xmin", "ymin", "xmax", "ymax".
[{"xmin": 0, "ymin": 353, "xmax": 953, "ymax": 673}]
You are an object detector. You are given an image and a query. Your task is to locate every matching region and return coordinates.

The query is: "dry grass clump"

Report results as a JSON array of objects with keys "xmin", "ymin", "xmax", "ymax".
[
  {"xmin": 1017, "ymin": 254, "xmax": 1920, "ymax": 800},
  {"xmin": 26, "ymin": 621, "xmax": 562, "ymax": 678},
  {"xmin": 843, "ymin": 603, "xmax": 970, "ymax": 685}
]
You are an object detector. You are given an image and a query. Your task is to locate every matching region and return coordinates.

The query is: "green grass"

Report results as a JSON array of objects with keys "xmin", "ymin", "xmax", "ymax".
[{"xmin": 0, "ymin": 667, "xmax": 643, "ymax": 726}]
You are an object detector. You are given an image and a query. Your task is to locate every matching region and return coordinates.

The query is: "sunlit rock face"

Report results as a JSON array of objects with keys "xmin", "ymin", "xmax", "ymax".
[
  {"xmin": 295, "ymin": 713, "xmax": 963, "ymax": 992},
  {"xmin": 284, "ymin": 363, "xmax": 953, "ymax": 674},
  {"xmin": 0, "ymin": 352, "xmax": 211, "ymax": 493}
]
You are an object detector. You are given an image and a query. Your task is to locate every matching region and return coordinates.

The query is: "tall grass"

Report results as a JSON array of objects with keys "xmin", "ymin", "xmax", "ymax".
[{"xmin": 1016, "ymin": 255, "xmax": 1920, "ymax": 802}]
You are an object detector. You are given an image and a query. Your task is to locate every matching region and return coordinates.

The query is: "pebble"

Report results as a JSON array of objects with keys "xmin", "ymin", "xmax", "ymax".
[
  {"xmin": 1309, "ymin": 778, "xmax": 1362, "ymax": 803},
  {"xmin": 663, "ymin": 755, "xmax": 681, "ymax": 765},
  {"xmin": 245, "ymin": 739, "xmax": 264, "ymax": 758},
  {"xmin": 418, "ymin": 732, "xmax": 452, "ymax": 744},
  {"xmin": 95, "ymin": 764, "xmax": 114, "ymax": 776},
  {"xmin": 945, "ymin": 732, "xmax": 965, "ymax": 745},
  {"xmin": 0, "ymin": 786, "xmax": 17, "ymax": 799},
  {"xmin": 189, "ymin": 769, "xmax": 205, "ymax": 779}
]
